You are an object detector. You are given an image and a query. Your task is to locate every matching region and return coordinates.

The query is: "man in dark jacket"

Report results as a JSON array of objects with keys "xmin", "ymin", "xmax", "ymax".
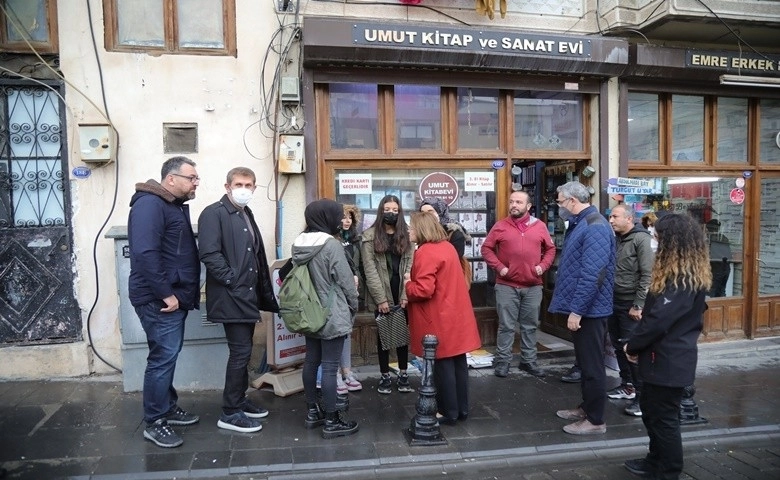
[
  {"xmin": 549, "ymin": 181, "xmax": 615, "ymax": 436},
  {"xmin": 607, "ymin": 204, "xmax": 654, "ymax": 417},
  {"xmin": 128, "ymin": 156, "xmax": 201, "ymax": 448},
  {"xmin": 198, "ymin": 167, "xmax": 279, "ymax": 434}
]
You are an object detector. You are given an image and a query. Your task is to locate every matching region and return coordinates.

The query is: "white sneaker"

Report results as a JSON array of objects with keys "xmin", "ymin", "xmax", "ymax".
[
  {"xmin": 343, "ymin": 372, "xmax": 363, "ymax": 392},
  {"xmin": 337, "ymin": 374, "xmax": 349, "ymax": 395}
]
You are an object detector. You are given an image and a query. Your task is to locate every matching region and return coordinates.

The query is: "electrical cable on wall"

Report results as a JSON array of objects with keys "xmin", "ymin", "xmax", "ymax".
[{"xmin": 0, "ymin": 1, "xmax": 121, "ymax": 372}]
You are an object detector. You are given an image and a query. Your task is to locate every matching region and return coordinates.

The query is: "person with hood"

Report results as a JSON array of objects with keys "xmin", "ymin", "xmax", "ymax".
[
  {"xmin": 337, "ymin": 204, "xmax": 363, "ymax": 393},
  {"xmin": 481, "ymin": 190, "xmax": 556, "ymax": 378},
  {"xmin": 128, "ymin": 156, "xmax": 201, "ymax": 448},
  {"xmin": 419, "ymin": 197, "xmax": 471, "ymax": 257},
  {"xmin": 293, "ymin": 199, "xmax": 360, "ymax": 439},
  {"xmin": 622, "ymin": 213, "xmax": 710, "ymax": 479},
  {"xmin": 361, "ymin": 195, "xmax": 415, "ymax": 395},
  {"xmin": 607, "ymin": 204, "xmax": 654, "ymax": 417},
  {"xmin": 198, "ymin": 167, "xmax": 279, "ymax": 433},
  {"xmin": 404, "ymin": 212, "xmax": 481, "ymax": 425}
]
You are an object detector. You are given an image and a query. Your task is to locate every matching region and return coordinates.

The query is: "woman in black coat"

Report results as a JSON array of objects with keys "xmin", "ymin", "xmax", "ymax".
[{"xmin": 623, "ymin": 213, "xmax": 711, "ymax": 480}]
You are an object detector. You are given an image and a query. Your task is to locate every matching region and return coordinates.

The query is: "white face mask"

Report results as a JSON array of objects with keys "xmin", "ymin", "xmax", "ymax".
[{"xmin": 230, "ymin": 187, "xmax": 253, "ymax": 207}]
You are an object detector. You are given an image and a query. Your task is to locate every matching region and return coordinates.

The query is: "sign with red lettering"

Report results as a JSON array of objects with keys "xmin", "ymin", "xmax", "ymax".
[
  {"xmin": 729, "ymin": 188, "xmax": 745, "ymax": 205},
  {"xmin": 419, "ymin": 172, "xmax": 459, "ymax": 206},
  {"xmin": 338, "ymin": 173, "xmax": 372, "ymax": 194}
]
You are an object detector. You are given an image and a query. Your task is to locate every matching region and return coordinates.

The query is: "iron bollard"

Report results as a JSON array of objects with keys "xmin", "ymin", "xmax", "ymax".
[
  {"xmin": 407, "ymin": 334, "xmax": 447, "ymax": 445},
  {"xmin": 679, "ymin": 384, "xmax": 707, "ymax": 425}
]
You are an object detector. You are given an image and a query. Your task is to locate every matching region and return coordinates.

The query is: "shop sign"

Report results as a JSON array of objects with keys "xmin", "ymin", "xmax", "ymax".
[
  {"xmin": 338, "ymin": 173, "xmax": 372, "ymax": 194},
  {"xmin": 687, "ymin": 49, "xmax": 780, "ymax": 75},
  {"xmin": 464, "ymin": 171, "xmax": 495, "ymax": 192},
  {"xmin": 607, "ymin": 185, "xmax": 657, "ymax": 195},
  {"xmin": 608, "ymin": 177, "xmax": 652, "ymax": 187},
  {"xmin": 730, "ymin": 188, "xmax": 745, "ymax": 205},
  {"xmin": 354, "ymin": 23, "xmax": 593, "ymax": 58},
  {"xmin": 419, "ymin": 172, "xmax": 459, "ymax": 206}
]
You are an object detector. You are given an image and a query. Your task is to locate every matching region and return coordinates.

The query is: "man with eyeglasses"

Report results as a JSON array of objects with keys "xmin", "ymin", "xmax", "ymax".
[
  {"xmin": 128, "ymin": 156, "xmax": 201, "ymax": 448},
  {"xmin": 549, "ymin": 181, "xmax": 615, "ymax": 435}
]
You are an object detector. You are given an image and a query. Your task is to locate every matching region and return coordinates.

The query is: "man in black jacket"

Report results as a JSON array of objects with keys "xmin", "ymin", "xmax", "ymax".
[
  {"xmin": 128, "ymin": 156, "xmax": 201, "ymax": 448},
  {"xmin": 198, "ymin": 167, "xmax": 279, "ymax": 433}
]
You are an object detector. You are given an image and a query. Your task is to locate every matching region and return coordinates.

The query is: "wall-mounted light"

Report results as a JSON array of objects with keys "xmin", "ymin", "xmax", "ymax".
[{"xmin": 719, "ymin": 74, "xmax": 780, "ymax": 89}]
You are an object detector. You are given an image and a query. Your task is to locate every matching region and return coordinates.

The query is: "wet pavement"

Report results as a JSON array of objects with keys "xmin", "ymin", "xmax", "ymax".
[{"xmin": 0, "ymin": 336, "xmax": 778, "ymax": 479}]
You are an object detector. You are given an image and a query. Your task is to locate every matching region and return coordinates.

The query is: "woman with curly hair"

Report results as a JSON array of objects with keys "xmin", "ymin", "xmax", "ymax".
[
  {"xmin": 360, "ymin": 195, "xmax": 415, "ymax": 394},
  {"xmin": 623, "ymin": 213, "xmax": 711, "ymax": 479}
]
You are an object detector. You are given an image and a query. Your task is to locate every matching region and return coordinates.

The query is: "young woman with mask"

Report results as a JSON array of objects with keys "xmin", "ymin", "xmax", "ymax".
[{"xmin": 360, "ymin": 195, "xmax": 415, "ymax": 394}]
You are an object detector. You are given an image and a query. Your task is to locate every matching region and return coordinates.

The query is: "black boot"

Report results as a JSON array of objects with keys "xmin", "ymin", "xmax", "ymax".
[
  {"xmin": 305, "ymin": 402, "xmax": 325, "ymax": 429},
  {"xmin": 322, "ymin": 411, "xmax": 359, "ymax": 439}
]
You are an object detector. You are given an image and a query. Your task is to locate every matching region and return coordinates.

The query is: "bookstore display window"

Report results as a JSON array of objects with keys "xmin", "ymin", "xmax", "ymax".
[
  {"xmin": 624, "ymin": 177, "xmax": 744, "ymax": 298},
  {"xmin": 456, "ymin": 88, "xmax": 500, "ymax": 150},
  {"xmin": 514, "ymin": 92, "xmax": 583, "ymax": 151},
  {"xmin": 395, "ymin": 85, "xmax": 442, "ymax": 150},
  {"xmin": 333, "ymin": 168, "xmax": 497, "ymax": 308},
  {"xmin": 329, "ymin": 83, "xmax": 379, "ymax": 150}
]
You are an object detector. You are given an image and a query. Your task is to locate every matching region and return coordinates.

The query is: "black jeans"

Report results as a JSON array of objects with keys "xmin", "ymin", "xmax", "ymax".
[
  {"xmin": 641, "ymin": 383, "xmax": 685, "ymax": 479},
  {"xmin": 222, "ymin": 322, "xmax": 255, "ymax": 415},
  {"xmin": 303, "ymin": 335, "xmax": 346, "ymax": 413},
  {"xmin": 608, "ymin": 300, "xmax": 642, "ymax": 391},
  {"xmin": 572, "ymin": 315, "xmax": 607, "ymax": 425},
  {"xmin": 434, "ymin": 353, "xmax": 469, "ymax": 420}
]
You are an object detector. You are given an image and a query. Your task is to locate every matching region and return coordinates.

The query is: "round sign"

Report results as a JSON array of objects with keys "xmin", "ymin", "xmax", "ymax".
[
  {"xmin": 735, "ymin": 178, "xmax": 745, "ymax": 188},
  {"xmin": 729, "ymin": 188, "xmax": 745, "ymax": 205},
  {"xmin": 419, "ymin": 172, "xmax": 459, "ymax": 206}
]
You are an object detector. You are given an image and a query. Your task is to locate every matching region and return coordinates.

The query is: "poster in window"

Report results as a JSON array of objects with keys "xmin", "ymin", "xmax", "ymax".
[
  {"xmin": 472, "ymin": 260, "xmax": 488, "ymax": 282},
  {"xmin": 473, "ymin": 213, "xmax": 487, "ymax": 233},
  {"xmin": 401, "ymin": 191, "xmax": 416, "ymax": 210},
  {"xmin": 460, "ymin": 212, "xmax": 474, "ymax": 232},
  {"xmin": 472, "ymin": 237, "xmax": 485, "ymax": 258},
  {"xmin": 473, "ymin": 190, "xmax": 487, "ymax": 208},
  {"xmin": 458, "ymin": 191, "xmax": 473, "ymax": 208},
  {"xmin": 355, "ymin": 194, "xmax": 371, "ymax": 211},
  {"xmin": 371, "ymin": 190, "xmax": 386, "ymax": 209}
]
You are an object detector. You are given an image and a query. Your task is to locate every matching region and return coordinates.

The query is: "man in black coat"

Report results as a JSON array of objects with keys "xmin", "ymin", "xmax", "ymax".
[{"xmin": 198, "ymin": 167, "xmax": 279, "ymax": 433}]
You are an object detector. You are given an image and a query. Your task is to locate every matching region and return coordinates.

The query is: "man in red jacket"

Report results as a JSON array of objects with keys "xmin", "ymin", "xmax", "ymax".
[{"xmin": 482, "ymin": 191, "xmax": 556, "ymax": 378}]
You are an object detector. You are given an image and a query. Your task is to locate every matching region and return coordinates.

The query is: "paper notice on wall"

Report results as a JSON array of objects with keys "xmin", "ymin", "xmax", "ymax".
[
  {"xmin": 339, "ymin": 173, "xmax": 372, "ymax": 195},
  {"xmin": 464, "ymin": 171, "xmax": 495, "ymax": 192}
]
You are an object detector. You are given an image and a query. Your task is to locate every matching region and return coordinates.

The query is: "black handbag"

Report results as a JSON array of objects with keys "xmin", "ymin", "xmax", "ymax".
[{"xmin": 375, "ymin": 306, "xmax": 409, "ymax": 350}]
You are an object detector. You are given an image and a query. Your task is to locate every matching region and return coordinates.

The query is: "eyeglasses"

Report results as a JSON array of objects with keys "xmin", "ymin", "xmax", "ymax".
[
  {"xmin": 556, "ymin": 198, "xmax": 568, "ymax": 206},
  {"xmin": 171, "ymin": 173, "xmax": 200, "ymax": 184}
]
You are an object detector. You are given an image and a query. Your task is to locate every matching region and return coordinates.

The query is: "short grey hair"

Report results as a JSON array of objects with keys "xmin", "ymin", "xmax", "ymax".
[
  {"xmin": 612, "ymin": 204, "xmax": 635, "ymax": 219},
  {"xmin": 556, "ymin": 181, "xmax": 591, "ymax": 203}
]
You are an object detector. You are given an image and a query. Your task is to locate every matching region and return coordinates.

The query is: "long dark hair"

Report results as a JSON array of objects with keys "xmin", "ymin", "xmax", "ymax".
[{"xmin": 369, "ymin": 195, "xmax": 411, "ymax": 255}]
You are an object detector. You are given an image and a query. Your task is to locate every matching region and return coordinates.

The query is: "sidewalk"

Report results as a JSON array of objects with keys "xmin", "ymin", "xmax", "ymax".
[{"xmin": 0, "ymin": 336, "xmax": 778, "ymax": 479}]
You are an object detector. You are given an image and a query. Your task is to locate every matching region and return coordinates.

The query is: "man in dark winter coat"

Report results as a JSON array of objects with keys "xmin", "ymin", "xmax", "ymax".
[
  {"xmin": 128, "ymin": 156, "xmax": 201, "ymax": 448},
  {"xmin": 198, "ymin": 167, "xmax": 279, "ymax": 434},
  {"xmin": 549, "ymin": 181, "xmax": 615, "ymax": 436},
  {"xmin": 607, "ymin": 204, "xmax": 654, "ymax": 417}
]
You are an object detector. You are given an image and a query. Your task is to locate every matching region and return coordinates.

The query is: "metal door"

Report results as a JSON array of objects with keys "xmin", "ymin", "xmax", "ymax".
[{"xmin": 0, "ymin": 81, "xmax": 81, "ymax": 344}]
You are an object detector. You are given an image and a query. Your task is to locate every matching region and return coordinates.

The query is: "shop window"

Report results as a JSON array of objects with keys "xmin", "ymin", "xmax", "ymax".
[
  {"xmin": 759, "ymin": 178, "xmax": 780, "ymax": 295},
  {"xmin": 394, "ymin": 85, "xmax": 442, "ymax": 150},
  {"xmin": 628, "ymin": 93, "xmax": 659, "ymax": 161},
  {"xmin": 759, "ymin": 99, "xmax": 780, "ymax": 164},
  {"xmin": 514, "ymin": 91, "xmax": 583, "ymax": 151},
  {"xmin": 457, "ymin": 88, "xmax": 500, "ymax": 150},
  {"xmin": 333, "ymin": 168, "xmax": 496, "ymax": 309},
  {"xmin": 626, "ymin": 176, "xmax": 743, "ymax": 298},
  {"xmin": 103, "ymin": 0, "xmax": 236, "ymax": 56},
  {"xmin": 329, "ymin": 84, "xmax": 379, "ymax": 150},
  {"xmin": 716, "ymin": 97, "xmax": 748, "ymax": 164},
  {"xmin": 671, "ymin": 95, "xmax": 704, "ymax": 163},
  {"xmin": 0, "ymin": 0, "xmax": 58, "ymax": 54}
]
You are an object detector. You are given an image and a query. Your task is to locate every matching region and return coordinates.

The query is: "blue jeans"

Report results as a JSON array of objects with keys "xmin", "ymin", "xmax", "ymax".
[
  {"xmin": 135, "ymin": 301, "xmax": 187, "ymax": 424},
  {"xmin": 494, "ymin": 284, "xmax": 543, "ymax": 364}
]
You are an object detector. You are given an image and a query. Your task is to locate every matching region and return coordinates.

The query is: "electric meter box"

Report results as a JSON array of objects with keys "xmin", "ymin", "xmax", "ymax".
[
  {"xmin": 79, "ymin": 124, "xmax": 116, "ymax": 163},
  {"xmin": 278, "ymin": 135, "xmax": 305, "ymax": 173}
]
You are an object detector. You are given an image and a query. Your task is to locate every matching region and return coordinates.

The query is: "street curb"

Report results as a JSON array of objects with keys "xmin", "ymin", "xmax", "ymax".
[{"xmin": 253, "ymin": 425, "xmax": 780, "ymax": 479}]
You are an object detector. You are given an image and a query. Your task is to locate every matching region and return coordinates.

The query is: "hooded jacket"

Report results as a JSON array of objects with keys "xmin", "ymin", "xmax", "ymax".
[
  {"xmin": 291, "ymin": 232, "xmax": 358, "ymax": 339},
  {"xmin": 198, "ymin": 194, "xmax": 278, "ymax": 323},
  {"xmin": 128, "ymin": 179, "xmax": 200, "ymax": 309},
  {"xmin": 613, "ymin": 225, "xmax": 654, "ymax": 307}
]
